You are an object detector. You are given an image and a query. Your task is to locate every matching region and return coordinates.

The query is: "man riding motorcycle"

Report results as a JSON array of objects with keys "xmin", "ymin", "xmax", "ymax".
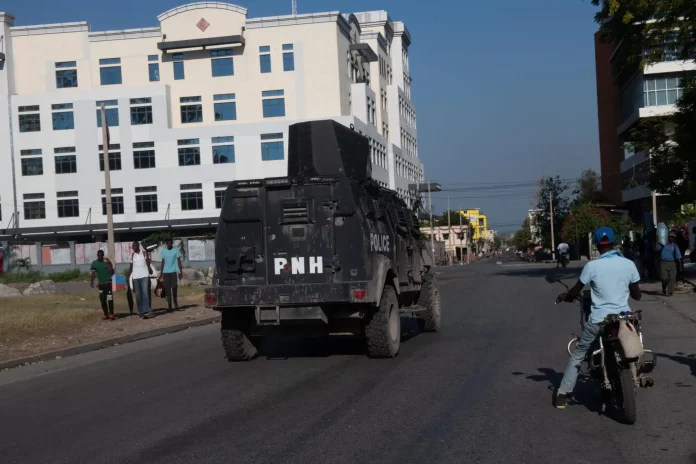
[
  {"xmin": 556, "ymin": 242, "xmax": 570, "ymax": 268},
  {"xmin": 554, "ymin": 227, "xmax": 642, "ymax": 409}
]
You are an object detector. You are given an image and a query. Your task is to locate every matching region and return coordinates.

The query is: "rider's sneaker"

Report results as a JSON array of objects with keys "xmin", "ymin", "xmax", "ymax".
[{"xmin": 555, "ymin": 393, "xmax": 568, "ymax": 409}]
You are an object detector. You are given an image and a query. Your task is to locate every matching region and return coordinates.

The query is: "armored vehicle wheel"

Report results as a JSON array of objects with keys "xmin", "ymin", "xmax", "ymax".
[
  {"xmin": 221, "ymin": 310, "xmax": 259, "ymax": 362},
  {"xmin": 365, "ymin": 285, "xmax": 400, "ymax": 358},
  {"xmin": 418, "ymin": 274, "xmax": 441, "ymax": 332}
]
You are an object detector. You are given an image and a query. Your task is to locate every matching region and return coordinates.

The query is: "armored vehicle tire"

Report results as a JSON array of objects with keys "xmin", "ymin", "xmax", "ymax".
[
  {"xmin": 365, "ymin": 285, "xmax": 400, "ymax": 358},
  {"xmin": 221, "ymin": 311, "xmax": 259, "ymax": 362},
  {"xmin": 418, "ymin": 274, "xmax": 442, "ymax": 332}
]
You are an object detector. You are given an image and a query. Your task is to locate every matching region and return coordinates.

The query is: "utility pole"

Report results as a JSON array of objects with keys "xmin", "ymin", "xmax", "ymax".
[
  {"xmin": 101, "ymin": 104, "xmax": 115, "ymax": 261},
  {"xmin": 428, "ymin": 180, "xmax": 434, "ymax": 257},
  {"xmin": 459, "ymin": 204, "xmax": 463, "ymax": 264},
  {"xmin": 447, "ymin": 197, "xmax": 451, "ymax": 265},
  {"xmin": 549, "ymin": 191, "xmax": 556, "ymax": 261},
  {"xmin": 651, "ymin": 190, "xmax": 658, "ymax": 227}
]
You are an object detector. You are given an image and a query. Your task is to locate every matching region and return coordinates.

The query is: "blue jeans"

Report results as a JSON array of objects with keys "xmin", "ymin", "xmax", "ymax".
[
  {"xmin": 558, "ymin": 321, "xmax": 603, "ymax": 394},
  {"xmin": 133, "ymin": 277, "xmax": 150, "ymax": 315}
]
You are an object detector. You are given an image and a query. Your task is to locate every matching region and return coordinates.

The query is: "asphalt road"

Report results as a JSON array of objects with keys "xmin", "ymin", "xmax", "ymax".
[{"xmin": 2, "ymin": 262, "xmax": 696, "ymax": 463}]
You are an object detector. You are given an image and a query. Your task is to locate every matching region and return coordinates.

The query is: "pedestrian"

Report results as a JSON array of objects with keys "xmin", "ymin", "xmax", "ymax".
[
  {"xmin": 160, "ymin": 238, "xmax": 183, "ymax": 311},
  {"xmin": 657, "ymin": 231, "xmax": 683, "ymax": 296},
  {"xmin": 90, "ymin": 250, "xmax": 115, "ymax": 320},
  {"xmin": 130, "ymin": 241, "xmax": 153, "ymax": 318}
]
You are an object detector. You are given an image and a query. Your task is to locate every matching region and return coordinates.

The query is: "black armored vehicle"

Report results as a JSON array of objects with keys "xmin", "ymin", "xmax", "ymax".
[{"xmin": 204, "ymin": 120, "xmax": 441, "ymax": 360}]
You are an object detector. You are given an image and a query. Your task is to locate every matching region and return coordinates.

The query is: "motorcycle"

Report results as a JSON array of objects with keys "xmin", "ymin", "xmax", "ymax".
[
  {"xmin": 546, "ymin": 273, "xmax": 656, "ymax": 424},
  {"xmin": 558, "ymin": 252, "xmax": 569, "ymax": 268}
]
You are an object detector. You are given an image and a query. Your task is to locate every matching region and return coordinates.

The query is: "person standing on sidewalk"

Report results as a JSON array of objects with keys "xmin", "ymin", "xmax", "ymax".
[
  {"xmin": 130, "ymin": 241, "xmax": 152, "ymax": 318},
  {"xmin": 657, "ymin": 231, "xmax": 683, "ymax": 296},
  {"xmin": 90, "ymin": 250, "xmax": 115, "ymax": 320},
  {"xmin": 160, "ymin": 239, "xmax": 183, "ymax": 311}
]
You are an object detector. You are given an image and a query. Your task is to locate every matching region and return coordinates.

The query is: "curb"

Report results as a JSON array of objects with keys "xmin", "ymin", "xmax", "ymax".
[{"xmin": 0, "ymin": 315, "xmax": 221, "ymax": 371}]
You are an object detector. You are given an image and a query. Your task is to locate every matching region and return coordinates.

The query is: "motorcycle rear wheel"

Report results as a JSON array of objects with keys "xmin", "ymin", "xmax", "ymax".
[{"xmin": 616, "ymin": 367, "xmax": 637, "ymax": 424}]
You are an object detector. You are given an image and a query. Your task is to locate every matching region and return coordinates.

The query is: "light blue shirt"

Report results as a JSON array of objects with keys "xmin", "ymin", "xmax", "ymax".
[
  {"xmin": 658, "ymin": 243, "xmax": 682, "ymax": 262},
  {"xmin": 160, "ymin": 247, "xmax": 182, "ymax": 274},
  {"xmin": 580, "ymin": 250, "xmax": 641, "ymax": 324}
]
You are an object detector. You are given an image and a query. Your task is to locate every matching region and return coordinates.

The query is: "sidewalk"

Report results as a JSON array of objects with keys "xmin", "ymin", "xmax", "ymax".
[
  {"xmin": 0, "ymin": 287, "xmax": 218, "ymax": 368},
  {"xmin": 638, "ymin": 264, "xmax": 696, "ymax": 323}
]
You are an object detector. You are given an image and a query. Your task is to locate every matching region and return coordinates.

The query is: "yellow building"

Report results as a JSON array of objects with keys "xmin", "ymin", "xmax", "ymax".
[{"xmin": 459, "ymin": 209, "xmax": 488, "ymax": 240}]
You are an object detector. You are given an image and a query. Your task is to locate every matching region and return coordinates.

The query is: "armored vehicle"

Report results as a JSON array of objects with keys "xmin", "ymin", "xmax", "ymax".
[{"xmin": 204, "ymin": 120, "xmax": 441, "ymax": 360}]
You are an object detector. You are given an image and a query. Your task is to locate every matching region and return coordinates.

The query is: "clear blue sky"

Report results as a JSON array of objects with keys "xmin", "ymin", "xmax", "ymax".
[{"xmin": 4, "ymin": 0, "xmax": 602, "ymax": 233}]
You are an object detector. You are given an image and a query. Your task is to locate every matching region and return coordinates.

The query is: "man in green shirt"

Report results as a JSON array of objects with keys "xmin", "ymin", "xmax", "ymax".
[{"xmin": 91, "ymin": 250, "xmax": 115, "ymax": 320}]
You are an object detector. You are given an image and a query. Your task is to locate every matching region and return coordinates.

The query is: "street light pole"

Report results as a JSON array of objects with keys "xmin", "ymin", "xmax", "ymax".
[
  {"xmin": 549, "ymin": 191, "xmax": 555, "ymax": 261},
  {"xmin": 428, "ymin": 180, "xmax": 434, "ymax": 257},
  {"xmin": 100, "ymin": 104, "xmax": 115, "ymax": 261}
]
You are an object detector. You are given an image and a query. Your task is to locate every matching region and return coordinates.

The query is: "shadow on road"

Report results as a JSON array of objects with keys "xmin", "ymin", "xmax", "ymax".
[
  {"xmin": 495, "ymin": 267, "xmax": 582, "ymax": 280},
  {"xmin": 515, "ymin": 368, "xmax": 604, "ymax": 415},
  {"xmin": 657, "ymin": 352, "xmax": 696, "ymax": 379},
  {"xmin": 259, "ymin": 317, "xmax": 422, "ymax": 360}
]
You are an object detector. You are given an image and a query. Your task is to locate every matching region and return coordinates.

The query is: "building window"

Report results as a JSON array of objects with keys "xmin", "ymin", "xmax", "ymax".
[
  {"xmin": 57, "ymin": 191, "xmax": 79, "ymax": 218},
  {"xmin": 133, "ymin": 142, "xmax": 156, "ymax": 169},
  {"xmin": 214, "ymin": 93, "xmax": 237, "ymax": 121},
  {"xmin": 23, "ymin": 193, "xmax": 46, "ymax": 220},
  {"xmin": 261, "ymin": 133, "xmax": 284, "ymax": 161},
  {"xmin": 101, "ymin": 188, "xmax": 124, "ymax": 215},
  {"xmin": 20, "ymin": 149, "xmax": 43, "ymax": 176},
  {"xmin": 178, "ymin": 139, "xmax": 201, "ymax": 166},
  {"xmin": 99, "ymin": 144, "xmax": 122, "ymax": 172},
  {"xmin": 173, "ymin": 53, "xmax": 185, "ymax": 80},
  {"xmin": 282, "ymin": 44, "xmax": 295, "ymax": 71},
  {"xmin": 99, "ymin": 153, "xmax": 122, "ymax": 171},
  {"xmin": 211, "ymin": 49, "xmax": 234, "ymax": 77},
  {"xmin": 52, "ymin": 103, "xmax": 75, "ymax": 130},
  {"xmin": 212, "ymin": 136, "xmax": 235, "ymax": 164},
  {"xmin": 130, "ymin": 98, "xmax": 153, "ymax": 125},
  {"xmin": 135, "ymin": 186, "xmax": 158, "ymax": 213},
  {"xmin": 56, "ymin": 61, "xmax": 78, "ymax": 88},
  {"xmin": 259, "ymin": 45, "xmax": 271, "ymax": 73},
  {"xmin": 180, "ymin": 96, "xmax": 203, "ymax": 124},
  {"xmin": 180, "ymin": 184, "xmax": 203, "ymax": 211},
  {"xmin": 644, "ymin": 74, "xmax": 684, "ymax": 107},
  {"xmin": 262, "ymin": 90, "xmax": 285, "ymax": 118},
  {"xmin": 96, "ymin": 100, "xmax": 119, "ymax": 127},
  {"xmin": 99, "ymin": 58, "xmax": 122, "ymax": 85},
  {"xmin": 18, "ymin": 106, "xmax": 41, "ymax": 133},
  {"xmin": 54, "ymin": 147, "xmax": 77, "ymax": 174},
  {"xmin": 215, "ymin": 181, "xmax": 231, "ymax": 209},
  {"xmin": 148, "ymin": 55, "xmax": 160, "ymax": 82}
]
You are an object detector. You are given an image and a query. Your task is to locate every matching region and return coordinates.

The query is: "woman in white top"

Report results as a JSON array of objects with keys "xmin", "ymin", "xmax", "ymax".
[{"xmin": 129, "ymin": 241, "xmax": 152, "ymax": 318}]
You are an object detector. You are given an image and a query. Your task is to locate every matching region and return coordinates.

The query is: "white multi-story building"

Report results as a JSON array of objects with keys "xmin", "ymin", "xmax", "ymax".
[
  {"xmin": 0, "ymin": 3, "xmax": 423, "ymax": 243},
  {"xmin": 595, "ymin": 29, "xmax": 696, "ymax": 221}
]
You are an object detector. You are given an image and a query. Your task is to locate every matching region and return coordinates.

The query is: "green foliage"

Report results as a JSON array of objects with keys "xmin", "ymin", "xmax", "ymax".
[
  {"xmin": 572, "ymin": 169, "xmax": 607, "ymax": 205},
  {"xmin": 493, "ymin": 236, "xmax": 503, "ymax": 252},
  {"xmin": 673, "ymin": 203, "xmax": 696, "ymax": 225},
  {"xmin": 0, "ymin": 268, "xmax": 90, "ymax": 284},
  {"xmin": 436, "ymin": 210, "xmax": 469, "ymax": 226},
  {"xmin": 10, "ymin": 257, "xmax": 32, "ymax": 272},
  {"xmin": 513, "ymin": 218, "xmax": 534, "ymax": 249},
  {"xmin": 561, "ymin": 203, "xmax": 637, "ymax": 244},
  {"xmin": 591, "ymin": 1, "xmax": 696, "ymax": 205},
  {"xmin": 535, "ymin": 176, "xmax": 570, "ymax": 247}
]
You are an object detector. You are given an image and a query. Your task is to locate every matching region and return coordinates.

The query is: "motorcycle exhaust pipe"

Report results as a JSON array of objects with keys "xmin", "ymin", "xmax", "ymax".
[{"xmin": 640, "ymin": 376, "xmax": 655, "ymax": 388}]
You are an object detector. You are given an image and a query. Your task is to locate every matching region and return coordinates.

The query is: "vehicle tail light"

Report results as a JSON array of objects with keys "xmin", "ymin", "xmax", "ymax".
[
  {"xmin": 205, "ymin": 290, "xmax": 217, "ymax": 307},
  {"xmin": 351, "ymin": 288, "xmax": 367, "ymax": 301}
]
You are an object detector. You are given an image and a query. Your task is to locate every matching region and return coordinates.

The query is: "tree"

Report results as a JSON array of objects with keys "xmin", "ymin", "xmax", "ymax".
[
  {"xmin": 590, "ymin": 1, "xmax": 696, "ymax": 204},
  {"xmin": 573, "ymin": 169, "xmax": 607, "ymax": 205},
  {"xmin": 436, "ymin": 210, "xmax": 469, "ymax": 226},
  {"xmin": 562, "ymin": 203, "xmax": 637, "ymax": 244},
  {"xmin": 493, "ymin": 236, "xmax": 503, "ymax": 252},
  {"xmin": 535, "ymin": 176, "xmax": 570, "ymax": 247},
  {"xmin": 513, "ymin": 218, "xmax": 534, "ymax": 249}
]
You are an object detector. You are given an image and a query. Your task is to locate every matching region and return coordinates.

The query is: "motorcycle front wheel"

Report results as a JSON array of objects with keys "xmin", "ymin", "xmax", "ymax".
[{"xmin": 616, "ymin": 367, "xmax": 637, "ymax": 424}]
